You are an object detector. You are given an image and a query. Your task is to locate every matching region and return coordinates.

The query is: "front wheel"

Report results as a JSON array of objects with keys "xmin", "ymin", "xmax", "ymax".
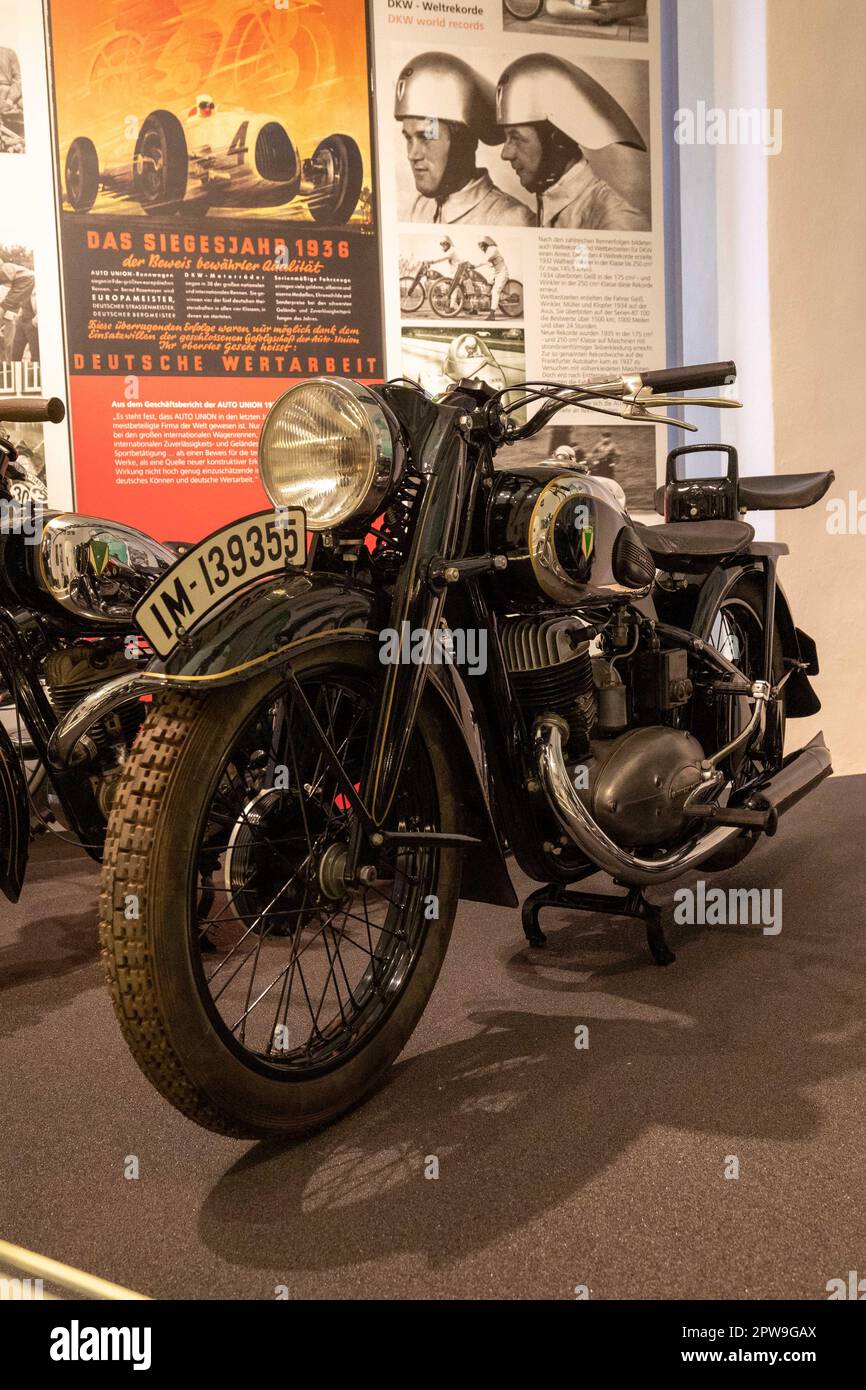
[
  {"xmin": 504, "ymin": 0, "xmax": 544, "ymax": 17},
  {"xmin": 399, "ymin": 275, "xmax": 425, "ymax": 313},
  {"xmin": 99, "ymin": 642, "xmax": 461, "ymax": 1138},
  {"xmin": 307, "ymin": 134, "xmax": 363, "ymax": 224},
  {"xmin": 429, "ymin": 278, "xmax": 464, "ymax": 317}
]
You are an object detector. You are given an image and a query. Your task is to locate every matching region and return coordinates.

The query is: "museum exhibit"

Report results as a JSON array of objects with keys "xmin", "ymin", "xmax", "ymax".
[{"xmin": 0, "ymin": 0, "xmax": 863, "ymax": 1350}]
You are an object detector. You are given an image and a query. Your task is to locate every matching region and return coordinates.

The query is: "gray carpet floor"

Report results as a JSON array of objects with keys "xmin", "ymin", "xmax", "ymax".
[{"xmin": 1, "ymin": 772, "xmax": 863, "ymax": 1300}]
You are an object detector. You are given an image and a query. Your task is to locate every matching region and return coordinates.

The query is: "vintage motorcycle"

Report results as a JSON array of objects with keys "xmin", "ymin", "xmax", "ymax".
[
  {"xmin": 0, "ymin": 396, "xmax": 177, "ymax": 901},
  {"xmin": 68, "ymin": 362, "xmax": 833, "ymax": 1138}
]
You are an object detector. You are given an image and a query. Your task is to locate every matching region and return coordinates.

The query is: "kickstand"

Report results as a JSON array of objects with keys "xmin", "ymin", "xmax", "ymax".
[{"xmin": 521, "ymin": 881, "xmax": 676, "ymax": 966}]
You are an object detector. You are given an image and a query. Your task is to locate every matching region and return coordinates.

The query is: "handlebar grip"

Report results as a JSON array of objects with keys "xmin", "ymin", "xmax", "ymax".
[
  {"xmin": 640, "ymin": 361, "xmax": 737, "ymax": 393},
  {"xmin": 0, "ymin": 396, "xmax": 66, "ymax": 424}
]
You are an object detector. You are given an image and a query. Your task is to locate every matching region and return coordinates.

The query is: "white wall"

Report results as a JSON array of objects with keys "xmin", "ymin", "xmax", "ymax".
[{"xmin": 767, "ymin": 0, "xmax": 866, "ymax": 774}]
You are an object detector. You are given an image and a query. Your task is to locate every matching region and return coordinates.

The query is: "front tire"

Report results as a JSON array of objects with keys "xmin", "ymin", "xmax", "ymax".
[
  {"xmin": 308, "ymin": 134, "xmax": 363, "ymax": 224},
  {"xmin": 132, "ymin": 110, "xmax": 188, "ymax": 214},
  {"xmin": 99, "ymin": 642, "xmax": 461, "ymax": 1138}
]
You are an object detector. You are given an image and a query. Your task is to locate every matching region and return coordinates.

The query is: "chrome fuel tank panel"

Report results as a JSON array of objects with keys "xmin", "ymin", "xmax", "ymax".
[{"xmin": 38, "ymin": 515, "xmax": 175, "ymax": 627}]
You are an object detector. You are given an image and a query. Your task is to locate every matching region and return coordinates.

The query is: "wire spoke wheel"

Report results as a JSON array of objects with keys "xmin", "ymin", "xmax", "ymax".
[
  {"xmin": 194, "ymin": 671, "xmax": 436, "ymax": 1074},
  {"xmin": 701, "ymin": 579, "xmax": 785, "ymax": 869},
  {"xmin": 99, "ymin": 641, "xmax": 460, "ymax": 1138}
]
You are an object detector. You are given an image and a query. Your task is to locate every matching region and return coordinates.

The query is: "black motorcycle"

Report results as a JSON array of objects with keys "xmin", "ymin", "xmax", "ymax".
[
  {"xmin": 72, "ymin": 362, "xmax": 833, "ymax": 1138},
  {"xmin": 0, "ymin": 396, "xmax": 177, "ymax": 900}
]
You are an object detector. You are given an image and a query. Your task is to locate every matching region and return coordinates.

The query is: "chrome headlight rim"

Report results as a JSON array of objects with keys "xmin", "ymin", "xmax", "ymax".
[{"xmin": 258, "ymin": 377, "xmax": 405, "ymax": 533}]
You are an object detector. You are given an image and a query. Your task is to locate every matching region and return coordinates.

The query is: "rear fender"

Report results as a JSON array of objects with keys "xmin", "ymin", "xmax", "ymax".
[
  {"xmin": 692, "ymin": 563, "xmax": 821, "ymax": 717},
  {"xmin": 0, "ymin": 721, "xmax": 28, "ymax": 902},
  {"xmin": 149, "ymin": 573, "xmax": 516, "ymax": 908}
]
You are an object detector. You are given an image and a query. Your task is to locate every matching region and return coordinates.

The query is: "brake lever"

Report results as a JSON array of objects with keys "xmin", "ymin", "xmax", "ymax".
[
  {"xmin": 619, "ymin": 403, "xmax": 699, "ymax": 431},
  {"xmin": 618, "ymin": 385, "xmax": 742, "ymax": 431},
  {"xmin": 637, "ymin": 392, "xmax": 743, "ymax": 410}
]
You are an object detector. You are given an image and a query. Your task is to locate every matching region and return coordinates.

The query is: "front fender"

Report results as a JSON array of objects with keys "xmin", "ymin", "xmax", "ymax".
[
  {"xmin": 149, "ymin": 571, "xmax": 382, "ymax": 687},
  {"xmin": 153, "ymin": 571, "xmax": 515, "ymax": 906},
  {"xmin": 0, "ymin": 721, "xmax": 28, "ymax": 902},
  {"xmin": 53, "ymin": 572, "xmax": 517, "ymax": 908}
]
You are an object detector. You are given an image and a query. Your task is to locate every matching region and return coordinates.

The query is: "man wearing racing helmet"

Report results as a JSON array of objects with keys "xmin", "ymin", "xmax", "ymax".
[
  {"xmin": 187, "ymin": 93, "xmax": 216, "ymax": 126},
  {"xmin": 395, "ymin": 53, "xmax": 533, "ymax": 226},
  {"xmin": 428, "ymin": 236, "xmax": 464, "ymax": 276},
  {"xmin": 496, "ymin": 55, "xmax": 649, "ymax": 231},
  {"xmin": 475, "ymin": 237, "xmax": 510, "ymax": 317}
]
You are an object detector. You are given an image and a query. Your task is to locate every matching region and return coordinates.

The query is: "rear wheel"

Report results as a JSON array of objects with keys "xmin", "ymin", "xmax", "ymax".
[
  {"xmin": 700, "ymin": 576, "xmax": 785, "ymax": 870},
  {"xmin": 65, "ymin": 138, "xmax": 100, "ymax": 212},
  {"xmin": 99, "ymin": 642, "xmax": 461, "ymax": 1138},
  {"xmin": 500, "ymin": 278, "xmax": 524, "ymax": 318}
]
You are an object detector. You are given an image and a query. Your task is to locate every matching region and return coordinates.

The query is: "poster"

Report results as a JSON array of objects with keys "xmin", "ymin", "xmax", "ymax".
[
  {"xmin": 371, "ymin": 0, "xmax": 665, "ymax": 516},
  {"xmin": 0, "ymin": 1, "xmax": 71, "ymax": 508},
  {"xmin": 46, "ymin": 0, "xmax": 383, "ymax": 540}
]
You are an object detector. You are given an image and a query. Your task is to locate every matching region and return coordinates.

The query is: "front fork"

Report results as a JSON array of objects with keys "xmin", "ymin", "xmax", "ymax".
[{"xmin": 286, "ymin": 408, "xmax": 470, "ymax": 884}]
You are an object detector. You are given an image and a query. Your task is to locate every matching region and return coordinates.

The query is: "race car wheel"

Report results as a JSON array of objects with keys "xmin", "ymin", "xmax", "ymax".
[
  {"xmin": 308, "ymin": 134, "xmax": 363, "ymax": 224},
  {"xmin": 504, "ymin": 0, "xmax": 544, "ymax": 17},
  {"xmin": 65, "ymin": 138, "xmax": 100, "ymax": 212},
  {"xmin": 133, "ymin": 110, "xmax": 188, "ymax": 215}
]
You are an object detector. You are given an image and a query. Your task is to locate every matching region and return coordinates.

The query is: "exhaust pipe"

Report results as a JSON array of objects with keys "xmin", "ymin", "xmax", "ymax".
[
  {"xmin": 534, "ymin": 717, "xmax": 832, "ymax": 888},
  {"xmin": 47, "ymin": 671, "xmax": 165, "ymax": 770}
]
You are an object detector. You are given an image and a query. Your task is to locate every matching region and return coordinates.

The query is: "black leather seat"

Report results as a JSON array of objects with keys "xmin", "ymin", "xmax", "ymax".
[
  {"xmin": 634, "ymin": 519, "xmax": 754, "ymax": 572},
  {"xmin": 653, "ymin": 470, "xmax": 834, "ymax": 517},
  {"xmin": 737, "ymin": 471, "xmax": 834, "ymax": 510}
]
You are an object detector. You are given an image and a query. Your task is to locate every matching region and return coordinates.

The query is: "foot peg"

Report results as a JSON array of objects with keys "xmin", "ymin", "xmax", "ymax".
[{"xmin": 521, "ymin": 882, "xmax": 676, "ymax": 966}]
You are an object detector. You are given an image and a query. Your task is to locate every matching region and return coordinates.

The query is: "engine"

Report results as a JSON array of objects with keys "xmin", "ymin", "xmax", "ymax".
[
  {"xmin": 41, "ymin": 641, "xmax": 146, "ymax": 817},
  {"xmin": 501, "ymin": 613, "xmax": 706, "ymax": 851}
]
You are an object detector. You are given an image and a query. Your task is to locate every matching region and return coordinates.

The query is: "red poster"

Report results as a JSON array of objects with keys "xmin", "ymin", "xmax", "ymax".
[{"xmin": 47, "ymin": 0, "xmax": 382, "ymax": 541}]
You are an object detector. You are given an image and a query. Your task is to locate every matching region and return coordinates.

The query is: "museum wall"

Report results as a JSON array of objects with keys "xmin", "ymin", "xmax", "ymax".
[{"xmin": 767, "ymin": 0, "xmax": 866, "ymax": 774}]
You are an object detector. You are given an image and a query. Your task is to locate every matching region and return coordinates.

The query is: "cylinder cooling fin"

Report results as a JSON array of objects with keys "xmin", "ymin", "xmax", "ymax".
[{"xmin": 500, "ymin": 616, "xmax": 596, "ymax": 752}]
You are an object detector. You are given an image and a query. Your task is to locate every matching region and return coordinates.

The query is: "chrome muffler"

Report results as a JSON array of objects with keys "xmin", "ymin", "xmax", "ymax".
[
  {"xmin": 47, "ymin": 671, "xmax": 165, "ymax": 769},
  {"xmin": 534, "ymin": 716, "xmax": 832, "ymax": 888}
]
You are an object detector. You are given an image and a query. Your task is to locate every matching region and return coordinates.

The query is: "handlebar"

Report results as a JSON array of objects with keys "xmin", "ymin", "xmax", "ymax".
[
  {"xmin": 0, "ymin": 396, "xmax": 66, "ymax": 424},
  {"xmin": 639, "ymin": 361, "xmax": 736, "ymax": 393}
]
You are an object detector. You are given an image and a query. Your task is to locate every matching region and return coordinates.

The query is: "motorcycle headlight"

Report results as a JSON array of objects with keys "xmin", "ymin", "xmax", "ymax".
[{"xmin": 258, "ymin": 378, "xmax": 402, "ymax": 531}]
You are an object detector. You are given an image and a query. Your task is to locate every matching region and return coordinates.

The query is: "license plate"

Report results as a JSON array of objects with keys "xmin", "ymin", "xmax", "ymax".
[{"xmin": 135, "ymin": 508, "xmax": 306, "ymax": 659}]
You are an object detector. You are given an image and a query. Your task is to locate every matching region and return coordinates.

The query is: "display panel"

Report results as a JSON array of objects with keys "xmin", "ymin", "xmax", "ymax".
[{"xmin": 371, "ymin": 0, "xmax": 666, "ymax": 518}]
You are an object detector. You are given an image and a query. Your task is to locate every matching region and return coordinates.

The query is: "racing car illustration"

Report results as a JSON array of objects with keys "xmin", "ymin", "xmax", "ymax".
[
  {"xmin": 504, "ymin": 0, "xmax": 646, "ymax": 27},
  {"xmin": 63, "ymin": 102, "xmax": 363, "ymax": 222}
]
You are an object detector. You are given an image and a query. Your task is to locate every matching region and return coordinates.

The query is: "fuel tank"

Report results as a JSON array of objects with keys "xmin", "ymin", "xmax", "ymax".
[{"xmin": 485, "ymin": 464, "xmax": 655, "ymax": 609}]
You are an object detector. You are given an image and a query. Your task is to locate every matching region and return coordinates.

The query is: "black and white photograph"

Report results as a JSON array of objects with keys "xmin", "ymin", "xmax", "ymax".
[
  {"xmin": 401, "ymin": 323, "xmax": 525, "ymax": 397},
  {"xmin": 393, "ymin": 47, "xmax": 651, "ymax": 230},
  {"xmin": 0, "ymin": 4, "xmax": 24, "ymax": 153},
  {"xmin": 399, "ymin": 227, "xmax": 525, "ymax": 320},
  {"xmin": 502, "ymin": 420, "xmax": 657, "ymax": 512},
  {"xmin": 0, "ymin": 241, "xmax": 38, "ymax": 365},
  {"xmin": 502, "ymin": 0, "xmax": 649, "ymax": 44},
  {"xmin": 0, "ymin": 414, "xmax": 46, "ymax": 503}
]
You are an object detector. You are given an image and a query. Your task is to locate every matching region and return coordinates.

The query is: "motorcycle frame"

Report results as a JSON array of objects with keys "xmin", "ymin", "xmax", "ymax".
[{"xmin": 0, "ymin": 605, "xmax": 109, "ymax": 878}]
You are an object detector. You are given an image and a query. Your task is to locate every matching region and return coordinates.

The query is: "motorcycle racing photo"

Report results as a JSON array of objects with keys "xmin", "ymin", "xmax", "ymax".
[{"xmin": 39, "ymin": 359, "xmax": 832, "ymax": 1140}]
